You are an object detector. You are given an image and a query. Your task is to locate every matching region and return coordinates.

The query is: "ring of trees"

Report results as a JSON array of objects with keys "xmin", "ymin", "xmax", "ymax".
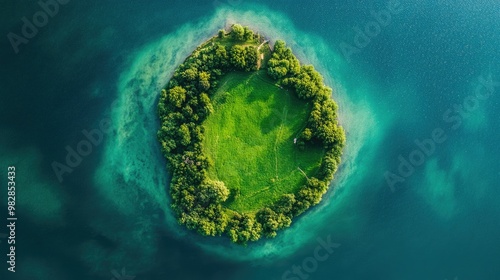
[{"xmin": 157, "ymin": 25, "xmax": 345, "ymax": 244}]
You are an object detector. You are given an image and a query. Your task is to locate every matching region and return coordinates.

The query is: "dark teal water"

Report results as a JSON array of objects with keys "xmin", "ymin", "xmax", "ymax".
[{"xmin": 1, "ymin": 1, "xmax": 499, "ymax": 279}]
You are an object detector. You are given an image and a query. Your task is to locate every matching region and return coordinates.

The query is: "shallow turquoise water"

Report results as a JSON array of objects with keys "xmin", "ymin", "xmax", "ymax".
[{"xmin": 0, "ymin": 0, "xmax": 499, "ymax": 279}]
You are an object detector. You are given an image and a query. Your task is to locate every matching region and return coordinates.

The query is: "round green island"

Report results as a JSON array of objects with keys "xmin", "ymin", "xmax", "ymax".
[{"xmin": 157, "ymin": 24, "xmax": 345, "ymax": 244}]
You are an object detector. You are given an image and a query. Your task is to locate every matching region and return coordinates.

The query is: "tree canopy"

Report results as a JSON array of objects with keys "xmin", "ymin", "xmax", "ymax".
[{"xmin": 231, "ymin": 24, "xmax": 245, "ymax": 41}]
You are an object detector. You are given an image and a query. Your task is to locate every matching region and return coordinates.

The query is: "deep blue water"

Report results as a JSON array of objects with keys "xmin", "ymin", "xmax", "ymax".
[{"xmin": 1, "ymin": 0, "xmax": 499, "ymax": 279}]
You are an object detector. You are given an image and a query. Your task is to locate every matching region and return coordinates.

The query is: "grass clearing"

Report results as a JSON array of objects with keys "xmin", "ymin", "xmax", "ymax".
[{"xmin": 202, "ymin": 71, "xmax": 325, "ymax": 213}]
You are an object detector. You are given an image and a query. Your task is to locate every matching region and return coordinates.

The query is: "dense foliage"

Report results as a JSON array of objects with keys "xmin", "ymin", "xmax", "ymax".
[{"xmin": 157, "ymin": 25, "xmax": 345, "ymax": 244}]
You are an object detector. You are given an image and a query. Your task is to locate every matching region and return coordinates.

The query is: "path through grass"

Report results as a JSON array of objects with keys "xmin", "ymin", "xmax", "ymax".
[{"xmin": 202, "ymin": 71, "xmax": 325, "ymax": 213}]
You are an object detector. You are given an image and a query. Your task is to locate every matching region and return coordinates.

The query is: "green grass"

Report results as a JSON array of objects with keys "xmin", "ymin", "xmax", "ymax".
[{"xmin": 202, "ymin": 71, "xmax": 325, "ymax": 213}]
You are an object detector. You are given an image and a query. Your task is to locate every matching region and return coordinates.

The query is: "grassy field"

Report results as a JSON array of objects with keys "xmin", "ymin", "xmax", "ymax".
[{"xmin": 202, "ymin": 71, "xmax": 325, "ymax": 213}]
